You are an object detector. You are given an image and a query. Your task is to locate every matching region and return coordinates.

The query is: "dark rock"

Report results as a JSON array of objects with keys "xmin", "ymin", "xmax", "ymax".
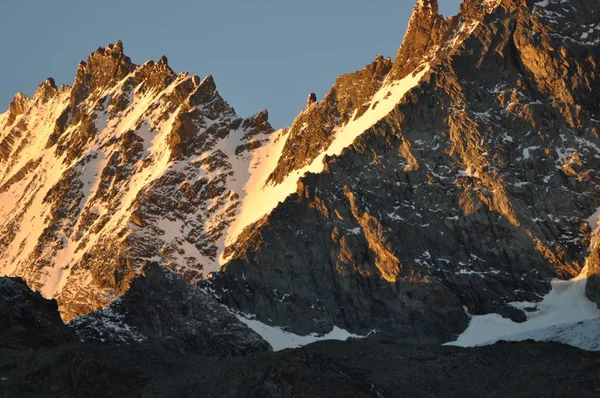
[
  {"xmin": 69, "ymin": 262, "xmax": 271, "ymax": 356},
  {"xmin": 0, "ymin": 277, "xmax": 75, "ymax": 349},
  {"xmin": 1, "ymin": 339, "xmax": 600, "ymax": 397},
  {"xmin": 306, "ymin": 92, "xmax": 317, "ymax": 107}
]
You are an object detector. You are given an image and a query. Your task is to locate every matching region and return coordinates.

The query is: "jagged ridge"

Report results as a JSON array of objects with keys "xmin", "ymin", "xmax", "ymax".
[{"xmin": 0, "ymin": 41, "xmax": 274, "ymax": 320}]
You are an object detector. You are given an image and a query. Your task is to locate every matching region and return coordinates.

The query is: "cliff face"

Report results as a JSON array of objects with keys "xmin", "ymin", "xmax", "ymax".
[{"xmin": 212, "ymin": 0, "xmax": 600, "ymax": 342}]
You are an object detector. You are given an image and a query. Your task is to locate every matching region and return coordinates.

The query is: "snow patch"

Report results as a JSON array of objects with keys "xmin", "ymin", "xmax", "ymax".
[
  {"xmin": 234, "ymin": 314, "xmax": 366, "ymax": 351},
  {"xmin": 448, "ymin": 206, "xmax": 600, "ymax": 350},
  {"xmin": 447, "ymin": 266, "xmax": 600, "ymax": 349}
]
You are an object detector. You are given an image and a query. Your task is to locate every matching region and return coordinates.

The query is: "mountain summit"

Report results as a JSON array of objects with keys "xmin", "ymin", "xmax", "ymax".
[{"xmin": 0, "ymin": 41, "xmax": 274, "ymax": 320}]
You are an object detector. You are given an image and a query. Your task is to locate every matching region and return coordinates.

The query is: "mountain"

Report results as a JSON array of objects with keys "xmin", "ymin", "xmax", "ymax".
[
  {"xmin": 0, "ymin": 42, "xmax": 274, "ymax": 320},
  {"xmin": 212, "ymin": 0, "xmax": 600, "ymax": 343},
  {"xmin": 1, "ymin": 0, "xmax": 600, "ymax": 352}
]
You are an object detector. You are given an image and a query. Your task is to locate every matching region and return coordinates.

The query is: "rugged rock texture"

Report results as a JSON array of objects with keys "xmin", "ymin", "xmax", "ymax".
[
  {"xmin": 0, "ymin": 41, "xmax": 274, "ymax": 320},
  {"xmin": 213, "ymin": 0, "xmax": 600, "ymax": 342},
  {"xmin": 1, "ymin": 225, "xmax": 600, "ymax": 397},
  {"xmin": 0, "ymin": 277, "xmax": 74, "ymax": 349},
  {"xmin": 266, "ymin": 54, "xmax": 393, "ymax": 184},
  {"xmin": 1, "ymin": 339, "xmax": 600, "ymax": 397},
  {"xmin": 70, "ymin": 262, "xmax": 270, "ymax": 356},
  {"xmin": 387, "ymin": 0, "xmax": 455, "ymax": 82}
]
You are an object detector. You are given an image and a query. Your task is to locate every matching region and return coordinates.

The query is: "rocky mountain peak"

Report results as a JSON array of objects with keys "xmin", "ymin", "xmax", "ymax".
[
  {"xmin": 210, "ymin": 0, "xmax": 600, "ymax": 345},
  {"xmin": 110, "ymin": 39, "xmax": 124, "ymax": 55},
  {"xmin": 0, "ymin": 38, "xmax": 280, "ymax": 320},
  {"xmin": 387, "ymin": 0, "xmax": 450, "ymax": 81},
  {"xmin": 416, "ymin": 0, "xmax": 438, "ymax": 14},
  {"xmin": 189, "ymin": 74, "xmax": 217, "ymax": 106},
  {"xmin": 3, "ymin": 0, "xmax": 600, "ymax": 355},
  {"xmin": 264, "ymin": 53, "xmax": 393, "ymax": 185},
  {"xmin": 157, "ymin": 55, "xmax": 169, "ymax": 66},
  {"xmin": 32, "ymin": 77, "xmax": 60, "ymax": 104},
  {"xmin": 71, "ymin": 41, "xmax": 136, "ymax": 118},
  {"xmin": 5, "ymin": 92, "xmax": 31, "ymax": 126}
]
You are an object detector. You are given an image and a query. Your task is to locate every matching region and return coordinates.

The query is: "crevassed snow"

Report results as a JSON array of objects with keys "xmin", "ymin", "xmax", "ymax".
[
  {"xmin": 223, "ymin": 66, "xmax": 430, "ymax": 255},
  {"xmin": 234, "ymin": 314, "xmax": 366, "ymax": 351},
  {"xmin": 447, "ymin": 207, "xmax": 600, "ymax": 350}
]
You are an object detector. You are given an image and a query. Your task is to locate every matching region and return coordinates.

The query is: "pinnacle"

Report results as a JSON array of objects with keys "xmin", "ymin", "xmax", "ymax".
[
  {"xmin": 158, "ymin": 55, "xmax": 169, "ymax": 66},
  {"xmin": 7, "ymin": 92, "xmax": 31, "ymax": 116},
  {"xmin": 113, "ymin": 40, "xmax": 124, "ymax": 54},
  {"xmin": 413, "ymin": 0, "xmax": 439, "ymax": 19},
  {"xmin": 44, "ymin": 77, "xmax": 57, "ymax": 89},
  {"xmin": 200, "ymin": 74, "xmax": 216, "ymax": 90},
  {"xmin": 189, "ymin": 75, "xmax": 218, "ymax": 106},
  {"xmin": 32, "ymin": 77, "xmax": 59, "ymax": 102},
  {"xmin": 70, "ymin": 41, "xmax": 136, "ymax": 120},
  {"xmin": 417, "ymin": 0, "xmax": 439, "ymax": 12}
]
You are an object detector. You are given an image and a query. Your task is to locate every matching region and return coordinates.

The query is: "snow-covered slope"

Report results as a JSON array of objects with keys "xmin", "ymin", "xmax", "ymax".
[
  {"xmin": 448, "ymin": 266, "xmax": 600, "ymax": 349},
  {"xmin": 0, "ymin": 35, "xmax": 433, "ymax": 320},
  {"xmin": 0, "ymin": 9, "xmax": 441, "ymax": 320}
]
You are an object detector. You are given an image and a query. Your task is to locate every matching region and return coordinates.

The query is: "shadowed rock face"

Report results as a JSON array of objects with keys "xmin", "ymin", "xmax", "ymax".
[
  {"xmin": 69, "ymin": 262, "xmax": 271, "ymax": 356},
  {"xmin": 212, "ymin": 0, "xmax": 600, "ymax": 342},
  {"xmin": 2, "ymin": 338, "xmax": 600, "ymax": 397},
  {"xmin": 0, "ymin": 277, "xmax": 75, "ymax": 349},
  {"xmin": 2, "ymin": 274, "xmax": 600, "ymax": 397}
]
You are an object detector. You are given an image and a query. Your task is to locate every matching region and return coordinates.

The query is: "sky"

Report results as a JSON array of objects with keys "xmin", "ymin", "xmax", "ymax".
[{"xmin": 0, "ymin": 0, "xmax": 461, "ymax": 129}]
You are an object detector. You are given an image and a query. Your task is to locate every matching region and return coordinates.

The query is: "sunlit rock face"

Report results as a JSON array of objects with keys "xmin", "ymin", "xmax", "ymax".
[{"xmin": 0, "ymin": 41, "xmax": 274, "ymax": 320}]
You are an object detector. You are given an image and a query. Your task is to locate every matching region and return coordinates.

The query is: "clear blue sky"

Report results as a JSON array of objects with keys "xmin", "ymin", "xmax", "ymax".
[{"xmin": 0, "ymin": 0, "xmax": 461, "ymax": 129}]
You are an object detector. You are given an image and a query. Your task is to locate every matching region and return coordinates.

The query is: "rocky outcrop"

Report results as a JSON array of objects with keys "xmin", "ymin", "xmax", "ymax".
[
  {"xmin": 70, "ymin": 41, "xmax": 135, "ymax": 122},
  {"xmin": 266, "ymin": 54, "xmax": 393, "ymax": 184},
  {"xmin": 306, "ymin": 92, "xmax": 317, "ymax": 107},
  {"xmin": 4, "ymin": 93, "xmax": 31, "ymax": 127},
  {"xmin": 70, "ymin": 262, "xmax": 270, "ymax": 356},
  {"xmin": 387, "ymin": 0, "xmax": 455, "ymax": 82},
  {"xmin": 0, "ymin": 277, "xmax": 75, "ymax": 349}
]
